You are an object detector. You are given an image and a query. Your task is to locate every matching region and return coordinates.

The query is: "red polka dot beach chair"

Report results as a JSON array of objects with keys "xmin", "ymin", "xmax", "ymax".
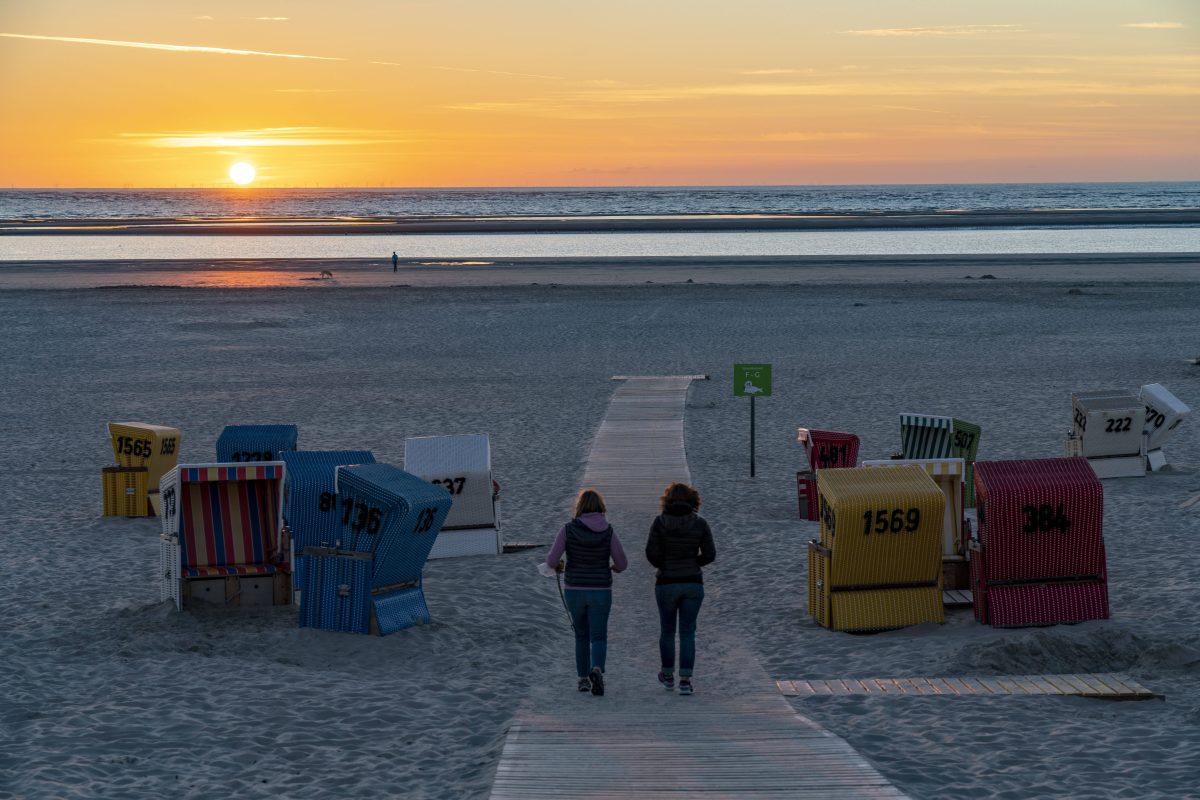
[
  {"xmin": 970, "ymin": 457, "xmax": 1109, "ymax": 627},
  {"xmin": 795, "ymin": 428, "xmax": 860, "ymax": 521},
  {"xmin": 159, "ymin": 462, "xmax": 292, "ymax": 610}
]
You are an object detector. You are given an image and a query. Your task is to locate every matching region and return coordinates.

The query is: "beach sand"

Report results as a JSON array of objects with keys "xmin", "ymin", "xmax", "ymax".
[{"xmin": 1, "ymin": 265, "xmax": 1198, "ymax": 798}]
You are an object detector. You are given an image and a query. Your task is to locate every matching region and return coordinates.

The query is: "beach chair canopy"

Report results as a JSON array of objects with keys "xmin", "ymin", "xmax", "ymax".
[
  {"xmin": 403, "ymin": 434, "xmax": 495, "ymax": 530},
  {"xmin": 216, "ymin": 424, "xmax": 299, "ymax": 463},
  {"xmin": 796, "ymin": 428, "xmax": 860, "ymax": 471},
  {"xmin": 1139, "ymin": 383, "xmax": 1189, "ymax": 452}
]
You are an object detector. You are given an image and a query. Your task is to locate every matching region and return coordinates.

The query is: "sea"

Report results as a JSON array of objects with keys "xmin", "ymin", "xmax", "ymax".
[
  {"xmin": 2, "ymin": 182, "xmax": 1200, "ymax": 220},
  {"xmin": 2, "ymin": 183, "xmax": 1198, "ymax": 263}
]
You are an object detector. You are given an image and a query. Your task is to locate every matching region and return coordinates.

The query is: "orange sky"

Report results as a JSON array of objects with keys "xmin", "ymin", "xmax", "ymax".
[{"xmin": 1, "ymin": 1, "xmax": 1197, "ymax": 187}]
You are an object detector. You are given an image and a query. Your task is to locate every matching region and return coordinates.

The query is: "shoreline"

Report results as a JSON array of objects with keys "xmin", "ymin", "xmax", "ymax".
[
  {"xmin": 3, "ymin": 208, "xmax": 1200, "ymax": 235},
  {"xmin": 0, "ymin": 252, "xmax": 1197, "ymax": 290}
]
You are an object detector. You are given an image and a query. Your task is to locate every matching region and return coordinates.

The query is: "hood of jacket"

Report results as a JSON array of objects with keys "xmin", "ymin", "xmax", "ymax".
[
  {"xmin": 659, "ymin": 502, "xmax": 697, "ymax": 529},
  {"xmin": 575, "ymin": 511, "xmax": 610, "ymax": 532}
]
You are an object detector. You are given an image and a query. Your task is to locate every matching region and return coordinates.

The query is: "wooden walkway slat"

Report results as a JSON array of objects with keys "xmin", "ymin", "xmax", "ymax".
[
  {"xmin": 490, "ymin": 376, "xmax": 909, "ymax": 800},
  {"xmin": 776, "ymin": 673, "xmax": 1155, "ymax": 700}
]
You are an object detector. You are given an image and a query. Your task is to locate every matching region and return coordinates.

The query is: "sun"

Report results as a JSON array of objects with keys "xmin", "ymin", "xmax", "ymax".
[{"xmin": 229, "ymin": 162, "xmax": 256, "ymax": 185}]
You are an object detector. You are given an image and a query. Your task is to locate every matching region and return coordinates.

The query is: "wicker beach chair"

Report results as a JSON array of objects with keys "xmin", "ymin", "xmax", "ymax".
[
  {"xmin": 795, "ymin": 428, "xmax": 860, "ymax": 520},
  {"xmin": 1139, "ymin": 383, "xmax": 1190, "ymax": 471},
  {"xmin": 862, "ymin": 457, "xmax": 968, "ymax": 589},
  {"xmin": 279, "ymin": 450, "xmax": 376, "ymax": 599},
  {"xmin": 899, "ymin": 413, "xmax": 982, "ymax": 506},
  {"xmin": 1069, "ymin": 391, "xmax": 1145, "ymax": 478},
  {"xmin": 107, "ymin": 422, "xmax": 182, "ymax": 516},
  {"xmin": 159, "ymin": 462, "xmax": 291, "ymax": 610},
  {"xmin": 216, "ymin": 424, "xmax": 298, "ymax": 463},
  {"xmin": 299, "ymin": 464, "xmax": 452, "ymax": 635},
  {"xmin": 403, "ymin": 434, "xmax": 501, "ymax": 558},
  {"xmin": 807, "ymin": 465, "xmax": 944, "ymax": 631},
  {"xmin": 970, "ymin": 458, "xmax": 1108, "ymax": 627}
]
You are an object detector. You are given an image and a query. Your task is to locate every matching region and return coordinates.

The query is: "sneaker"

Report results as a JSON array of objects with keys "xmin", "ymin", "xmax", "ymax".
[
  {"xmin": 657, "ymin": 671, "xmax": 675, "ymax": 690},
  {"xmin": 678, "ymin": 678, "xmax": 694, "ymax": 696},
  {"xmin": 589, "ymin": 666, "xmax": 605, "ymax": 696},
  {"xmin": 578, "ymin": 677, "xmax": 591, "ymax": 692}
]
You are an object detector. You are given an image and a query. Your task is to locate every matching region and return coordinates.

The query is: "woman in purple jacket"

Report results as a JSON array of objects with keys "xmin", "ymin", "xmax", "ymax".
[{"xmin": 546, "ymin": 488, "xmax": 629, "ymax": 696}]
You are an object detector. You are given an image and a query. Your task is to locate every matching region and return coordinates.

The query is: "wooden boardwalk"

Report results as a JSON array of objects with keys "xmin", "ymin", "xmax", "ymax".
[
  {"xmin": 777, "ymin": 673, "xmax": 1155, "ymax": 699},
  {"xmin": 490, "ymin": 377, "xmax": 909, "ymax": 800}
]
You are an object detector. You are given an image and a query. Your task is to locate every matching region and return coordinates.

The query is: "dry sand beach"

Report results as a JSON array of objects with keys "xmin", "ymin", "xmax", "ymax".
[{"xmin": 1, "ymin": 260, "xmax": 1199, "ymax": 798}]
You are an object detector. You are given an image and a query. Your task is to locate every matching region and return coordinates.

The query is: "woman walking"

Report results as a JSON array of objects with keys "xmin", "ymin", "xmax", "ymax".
[
  {"xmin": 645, "ymin": 482, "xmax": 715, "ymax": 696},
  {"xmin": 545, "ymin": 488, "xmax": 628, "ymax": 696}
]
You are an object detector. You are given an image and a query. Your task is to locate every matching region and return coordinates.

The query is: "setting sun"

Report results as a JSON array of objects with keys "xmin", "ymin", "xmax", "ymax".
[{"xmin": 228, "ymin": 162, "xmax": 255, "ymax": 186}]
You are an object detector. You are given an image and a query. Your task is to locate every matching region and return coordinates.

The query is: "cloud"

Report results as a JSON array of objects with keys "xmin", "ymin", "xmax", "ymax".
[
  {"xmin": 738, "ymin": 68, "xmax": 814, "ymax": 76},
  {"xmin": 1122, "ymin": 22, "xmax": 1185, "ymax": 29},
  {"xmin": 0, "ymin": 32, "xmax": 341, "ymax": 60},
  {"xmin": 118, "ymin": 127, "xmax": 409, "ymax": 148},
  {"xmin": 845, "ymin": 24, "xmax": 1025, "ymax": 37},
  {"xmin": 371, "ymin": 60, "xmax": 563, "ymax": 80},
  {"xmin": 255, "ymin": 17, "xmax": 289, "ymax": 21},
  {"xmin": 273, "ymin": 88, "xmax": 338, "ymax": 93},
  {"xmin": 193, "ymin": 16, "xmax": 214, "ymax": 21}
]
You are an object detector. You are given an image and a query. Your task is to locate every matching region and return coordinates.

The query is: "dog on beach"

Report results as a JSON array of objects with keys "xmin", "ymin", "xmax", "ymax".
[{"xmin": 319, "ymin": 270, "xmax": 334, "ymax": 279}]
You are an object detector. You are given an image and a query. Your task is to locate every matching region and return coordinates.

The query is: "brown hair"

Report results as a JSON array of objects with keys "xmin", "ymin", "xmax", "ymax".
[
  {"xmin": 660, "ymin": 481, "xmax": 701, "ymax": 513},
  {"xmin": 574, "ymin": 488, "xmax": 607, "ymax": 517}
]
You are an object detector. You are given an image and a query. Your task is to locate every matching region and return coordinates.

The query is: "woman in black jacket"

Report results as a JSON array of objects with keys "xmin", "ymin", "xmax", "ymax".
[{"xmin": 645, "ymin": 482, "xmax": 715, "ymax": 695}]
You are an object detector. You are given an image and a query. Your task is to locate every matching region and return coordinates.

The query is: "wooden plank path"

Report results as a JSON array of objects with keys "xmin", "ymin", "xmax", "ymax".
[
  {"xmin": 777, "ymin": 673, "xmax": 1156, "ymax": 700},
  {"xmin": 490, "ymin": 376, "xmax": 909, "ymax": 800}
]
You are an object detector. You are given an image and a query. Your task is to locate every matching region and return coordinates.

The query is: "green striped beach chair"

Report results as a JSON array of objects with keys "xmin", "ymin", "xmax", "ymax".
[{"xmin": 900, "ymin": 414, "xmax": 982, "ymax": 506}]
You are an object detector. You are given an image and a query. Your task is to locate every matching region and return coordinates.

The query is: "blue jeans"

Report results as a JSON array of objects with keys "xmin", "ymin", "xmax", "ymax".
[
  {"xmin": 565, "ymin": 589, "xmax": 612, "ymax": 678},
  {"xmin": 656, "ymin": 583, "xmax": 704, "ymax": 677}
]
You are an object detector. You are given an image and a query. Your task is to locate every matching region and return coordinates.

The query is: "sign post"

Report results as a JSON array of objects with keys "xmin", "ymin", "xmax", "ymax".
[{"xmin": 733, "ymin": 364, "xmax": 772, "ymax": 477}]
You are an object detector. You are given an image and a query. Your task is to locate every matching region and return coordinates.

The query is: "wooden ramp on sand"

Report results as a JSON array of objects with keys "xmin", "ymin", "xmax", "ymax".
[
  {"xmin": 777, "ymin": 673, "xmax": 1156, "ymax": 700},
  {"xmin": 489, "ymin": 376, "xmax": 909, "ymax": 800}
]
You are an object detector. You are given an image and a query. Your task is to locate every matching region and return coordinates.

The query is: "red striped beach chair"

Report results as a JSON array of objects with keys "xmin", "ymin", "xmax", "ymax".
[{"xmin": 159, "ymin": 462, "xmax": 292, "ymax": 610}]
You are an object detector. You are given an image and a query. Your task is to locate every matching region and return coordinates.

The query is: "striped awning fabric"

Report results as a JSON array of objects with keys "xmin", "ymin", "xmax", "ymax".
[{"xmin": 181, "ymin": 464, "xmax": 281, "ymax": 483}]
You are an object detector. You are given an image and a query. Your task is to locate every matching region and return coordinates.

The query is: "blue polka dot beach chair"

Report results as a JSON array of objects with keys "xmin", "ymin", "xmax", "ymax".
[
  {"xmin": 279, "ymin": 450, "xmax": 376, "ymax": 600},
  {"xmin": 403, "ymin": 434, "xmax": 501, "ymax": 558},
  {"xmin": 216, "ymin": 424, "xmax": 299, "ymax": 463},
  {"xmin": 158, "ymin": 462, "xmax": 291, "ymax": 610},
  {"xmin": 298, "ymin": 464, "xmax": 452, "ymax": 635}
]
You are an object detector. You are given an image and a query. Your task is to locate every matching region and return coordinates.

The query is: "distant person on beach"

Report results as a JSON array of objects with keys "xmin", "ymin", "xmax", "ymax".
[
  {"xmin": 545, "ymin": 488, "xmax": 628, "ymax": 696},
  {"xmin": 645, "ymin": 482, "xmax": 715, "ymax": 696},
  {"xmin": 392, "ymin": 251, "xmax": 398, "ymax": 272}
]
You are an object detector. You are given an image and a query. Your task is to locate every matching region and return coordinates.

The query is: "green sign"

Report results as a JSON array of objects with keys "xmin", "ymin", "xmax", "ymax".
[{"xmin": 734, "ymin": 363, "xmax": 772, "ymax": 397}]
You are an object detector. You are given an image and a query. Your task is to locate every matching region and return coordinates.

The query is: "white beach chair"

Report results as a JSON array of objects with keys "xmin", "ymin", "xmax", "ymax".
[
  {"xmin": 403, "ymin": 434, "xmax": 501, "ymax": 558},
  {"xmin": 1139, "ymin": 383, "xmax": 1190, "ymax": 471},
  {"xmin": 1070, "ymin": 390, "xmax": 1145, "ymax": 478}
]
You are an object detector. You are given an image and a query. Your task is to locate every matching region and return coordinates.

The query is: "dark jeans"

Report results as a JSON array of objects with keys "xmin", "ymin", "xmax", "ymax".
[
  {"xmin": 564, "ymin": 589, "xmax": 612, "ymax": 678},
  {"xmin": 655, "ymin": 582, "xmax": 704, "ymax": 677}
]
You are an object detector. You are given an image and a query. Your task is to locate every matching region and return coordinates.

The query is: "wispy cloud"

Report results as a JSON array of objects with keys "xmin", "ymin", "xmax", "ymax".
[
  {"xmin": 273, "ymin": 88, "xmax": 338, "ymax": 93},
  {"xmin": 845, "ymin": 24, "xmax": 1025, "ymax": 37},
  {"xmin": 0, "ymin": 32, "xmax": 341, "ymax": 60},
  {"xmin": 255, "ymin": 17, "xmax": 289, "ymax": 21},
  {"xmin": 118, "ymin": 127, "xmax": 409, "ymax": 148},
  {"xmin": 738, "ymin": 68, "xmax": 814, "ymax": 76},
  {"xmin": 371, "ymin": 60, "xmax": 563, "ymax": 80},
  {"xmin": 193, "ymin": 15, "xmax": 214, "ymax": 21},
  {"xmin": 1122, "ymin": 22, "xmax": 1185, "ymax": 29}
]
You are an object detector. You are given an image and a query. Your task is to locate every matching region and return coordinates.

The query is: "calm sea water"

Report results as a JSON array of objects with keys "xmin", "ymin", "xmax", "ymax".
[
  {"xmin": 2, "ymin": 183, "xmax": 1199, "ymax": 220},
  {"xmin": 3, "ymin": 227, "xmax": 1199, "ymax": 261}
]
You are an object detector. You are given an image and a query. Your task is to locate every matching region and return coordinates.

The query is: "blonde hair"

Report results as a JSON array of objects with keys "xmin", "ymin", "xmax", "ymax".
[
  {"xmin": 574, "ymin": 488, "xmax": 607, "ymax": 517},
  {"xmin": 660, "ymin": 481, "xmax": 701, "ymax": 513}
]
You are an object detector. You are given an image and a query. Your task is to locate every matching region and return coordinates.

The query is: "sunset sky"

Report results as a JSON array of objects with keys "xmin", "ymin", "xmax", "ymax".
[{"xmin": 1, "ymin": 1, "xmax": 1197, "ymax": 187}]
